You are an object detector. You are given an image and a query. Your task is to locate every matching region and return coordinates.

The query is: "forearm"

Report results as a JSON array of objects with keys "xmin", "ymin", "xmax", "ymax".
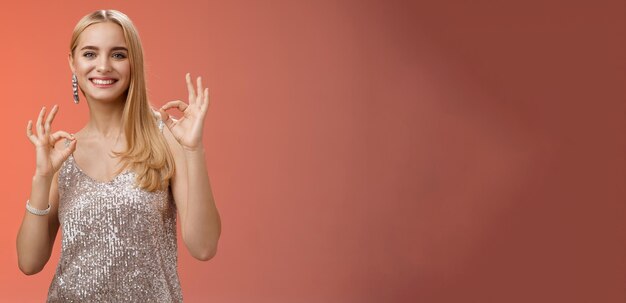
[
  {"xmin": 182, "ymin": 147, "xmax": 221, "ymax": 260},
  {"xmin": 16, "ymin": 175, "xmax": 54, "ymax": 274}
]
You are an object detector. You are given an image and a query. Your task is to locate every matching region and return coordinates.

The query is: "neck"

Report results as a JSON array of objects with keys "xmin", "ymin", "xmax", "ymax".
[{"xmin": 84, "ymin": 96, "xmax": 126, "ymax": 140}]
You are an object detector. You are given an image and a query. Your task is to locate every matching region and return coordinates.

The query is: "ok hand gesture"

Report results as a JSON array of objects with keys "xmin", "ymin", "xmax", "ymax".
[
  {"xmin": 159, "ymin": 73, "xmax": 210, "ymax": 151},
  {"xmin": 26, "ymin": 105, "xmax": 77, "ymax": 178}
]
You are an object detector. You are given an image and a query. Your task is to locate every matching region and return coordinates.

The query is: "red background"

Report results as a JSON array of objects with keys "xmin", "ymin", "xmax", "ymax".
[{"xmin": 0, "ymin": 0, "xmax": 624, "ymax": 302}]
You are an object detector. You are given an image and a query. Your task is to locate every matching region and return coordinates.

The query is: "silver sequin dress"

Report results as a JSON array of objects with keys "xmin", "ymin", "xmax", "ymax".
[{"xmin": 47, "ymin": 116, "xmax": 182, "ymax": 302}]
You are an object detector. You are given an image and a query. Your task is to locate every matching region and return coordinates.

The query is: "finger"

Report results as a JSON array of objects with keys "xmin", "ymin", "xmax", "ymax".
[
  {"xmin": 158, "ymin": 108, "xmax": 169, "ymax": 122},
  {"xmin": 203, "ymin": 88, "xmax": 210, "ymax": 111},
  {"xmin": 50, "ymin": 130, "xmax": 73, "ymax": 145},
  {"xmin": 44, "ymin": 105, "xmax": 59, "ymax": 134},
  {"xmin": 196, "ymin": 76, "xmax": 203, "ymax": 106},
  {"xmin": 186, "ymin": 73, "xmax": 196, "ymax": 104},
  {"xmin": 161, "ymin": 100, "xmax": 189, "ymax": 113},
  {"xmin": 159, "ymin": 108, "xmax": 178, "ymax": 130},
  {"xmin": 26, "ymin": 120, "xmax": 37, "ymax": 143},
  {"xmin": 26, "ymin": 120, "xmax": 32, "ymax": 136},
  {"xmin": 158, "ymin": 107, "xmax": 177, "ymax": 125},
  {"xmin": 36, "ymin": 107, "xmax": 46, "ymax": 137},
  {"xmin": 60, "ymin": 139, "xmax": 77, "ymax": 160}
]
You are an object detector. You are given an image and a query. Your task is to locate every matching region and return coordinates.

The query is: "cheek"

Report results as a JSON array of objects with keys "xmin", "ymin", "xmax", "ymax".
[
  {"xmin": 119, "ymin": 63, "xmax": 131, "ymax": 78},
  {"xmin": 120, "ymin": 65, "xmax": 131, "ymax": 88},
  {"xmin": 74, "ymin": 61, "xmax": 91, "ymax": 74}
]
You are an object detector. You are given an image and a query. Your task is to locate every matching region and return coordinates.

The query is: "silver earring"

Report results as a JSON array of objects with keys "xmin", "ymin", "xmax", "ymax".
[{"xmin": 72, "ymin": 74, "xmax": 79, "ymax": 104}]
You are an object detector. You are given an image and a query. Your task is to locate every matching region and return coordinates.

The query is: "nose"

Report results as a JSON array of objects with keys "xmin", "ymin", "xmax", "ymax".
[{"xmin": 96, "ymin": 56, "xmax": 112, "ymax": 73}]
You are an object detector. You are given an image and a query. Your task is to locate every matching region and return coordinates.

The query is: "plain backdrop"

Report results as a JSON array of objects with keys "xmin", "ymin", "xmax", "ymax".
[{"xmin": 0, "ymin": 0, "xmax": 623, "ymax": 302}]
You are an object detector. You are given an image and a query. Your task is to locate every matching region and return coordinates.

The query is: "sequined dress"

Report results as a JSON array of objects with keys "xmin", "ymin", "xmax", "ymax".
[{"xmin": 47, "ymin": 117, "xmax": 182, "ymax": 302}]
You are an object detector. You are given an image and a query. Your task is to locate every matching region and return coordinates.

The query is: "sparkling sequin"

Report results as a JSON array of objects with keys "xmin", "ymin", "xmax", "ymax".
[{"xmin": 47, "ymin": 116, "xmax": 181, "ymax": 302}]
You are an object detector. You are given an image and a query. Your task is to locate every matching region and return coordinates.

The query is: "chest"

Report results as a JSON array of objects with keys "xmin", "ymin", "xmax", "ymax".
[{"xmin": 72, "ymin": 137, "xmax": 128, "ymax": 183}]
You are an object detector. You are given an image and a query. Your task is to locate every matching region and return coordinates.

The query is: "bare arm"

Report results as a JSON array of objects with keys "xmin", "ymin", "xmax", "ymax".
[
  {"xmin": 17, "ymin": 105, "xmax": 76, "ymax": 274},
  {"xmin": 182, "ymin": 147, "xmax": 221, "ymax": 259},
  {"xmin": 159, "ymin": 73, "xmax": 221, "ymax": 261},
  {"xmin": 16, "ymin": 172, "xmax": 60, "ymax": 275},
  {"xmin": 165, "ymin": 126, "xmax": 221, "ymax": 261}
]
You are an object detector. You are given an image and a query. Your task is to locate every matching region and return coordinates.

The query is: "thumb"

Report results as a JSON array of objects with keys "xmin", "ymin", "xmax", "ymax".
[
  {"xmin": 159, "ymin": 108, "xmax": 176, "ymax": 129},
  {"xmin": 158, "ymin": 108, "xmax": 168, "ymax": 122}
]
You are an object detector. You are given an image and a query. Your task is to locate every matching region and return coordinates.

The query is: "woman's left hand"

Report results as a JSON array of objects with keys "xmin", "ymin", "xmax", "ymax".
[{"xmin": 159, "ymin": 73, "xmax": 210, "ymax": 151}]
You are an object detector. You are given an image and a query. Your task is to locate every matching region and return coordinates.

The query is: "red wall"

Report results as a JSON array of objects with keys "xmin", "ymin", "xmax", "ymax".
[{"xmin": 0, "ymin": 1, "xmax": 623, "ymax": 302}]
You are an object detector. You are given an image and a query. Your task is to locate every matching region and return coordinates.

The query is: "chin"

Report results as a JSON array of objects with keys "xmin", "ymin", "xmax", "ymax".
[{"xmin": 87, "ymin": 93, "xmax": 127, "ymax": 103}]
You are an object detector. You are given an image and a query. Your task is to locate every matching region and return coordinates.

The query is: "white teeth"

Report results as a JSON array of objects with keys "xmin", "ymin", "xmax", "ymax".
[{"xmin": 92, "ymin": 79, "xmax": 116, "ymax": 85}]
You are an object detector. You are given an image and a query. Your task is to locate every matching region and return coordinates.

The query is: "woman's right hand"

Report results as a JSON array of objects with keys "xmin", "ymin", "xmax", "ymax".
[{"xmin": 26, "ymin": 105, "xmax": 76, "ymax": 178}]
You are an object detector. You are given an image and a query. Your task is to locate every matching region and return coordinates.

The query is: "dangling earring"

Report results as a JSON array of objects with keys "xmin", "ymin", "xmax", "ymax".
[{"xmin": 72, "ymin": 74, "xmax": 79, "ymax": 104}]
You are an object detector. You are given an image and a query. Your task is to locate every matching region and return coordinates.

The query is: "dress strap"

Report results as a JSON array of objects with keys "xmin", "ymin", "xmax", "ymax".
[
  {"xmin": 152, "ymin": 109, "xmax": 165, "ymax": 133},
  {"xmin": 158, "ymin": 118, "xmax": 165, "ymax": 133}
]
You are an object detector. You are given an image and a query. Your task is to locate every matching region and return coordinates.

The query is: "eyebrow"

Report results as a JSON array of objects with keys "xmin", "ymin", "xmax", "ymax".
[{"xmin": 80, "ymin": 46, "xmax": 128, "ymax": 52}]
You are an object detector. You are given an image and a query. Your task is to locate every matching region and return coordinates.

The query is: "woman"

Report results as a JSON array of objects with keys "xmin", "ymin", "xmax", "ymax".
[{"xmin": 16, "ymin": 9, "xmax": 221, "ymax": 302}]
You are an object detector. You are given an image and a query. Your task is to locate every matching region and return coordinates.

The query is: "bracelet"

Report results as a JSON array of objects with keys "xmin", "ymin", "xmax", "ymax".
[{"xmin": 26, "ymin": 200, "xmax": 50, "ymax": 216}]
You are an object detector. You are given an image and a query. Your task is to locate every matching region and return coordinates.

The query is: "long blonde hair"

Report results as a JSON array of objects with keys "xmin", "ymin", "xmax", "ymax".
[{"xmin": 69, "ymin": 9, "xmax": 174, "ymax": 192}]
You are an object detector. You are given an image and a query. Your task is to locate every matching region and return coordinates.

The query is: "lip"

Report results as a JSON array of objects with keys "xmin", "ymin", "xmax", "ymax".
[{"xmin": 89, "ymin": 77, "xmax": 118, "ymax": 88}]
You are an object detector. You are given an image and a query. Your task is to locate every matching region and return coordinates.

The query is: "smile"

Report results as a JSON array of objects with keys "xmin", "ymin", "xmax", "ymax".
[{"xmin": 90, "ymin": 78, "xmax": 118, "ymax": 87}]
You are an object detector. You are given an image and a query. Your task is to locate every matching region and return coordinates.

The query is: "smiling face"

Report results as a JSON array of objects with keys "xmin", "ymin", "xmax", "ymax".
[{"xmin": 69, "ymin": 21, "xmax": 131, "ymax": 104}]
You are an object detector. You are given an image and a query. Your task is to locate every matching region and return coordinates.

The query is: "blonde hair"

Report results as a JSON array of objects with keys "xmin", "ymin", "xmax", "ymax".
[{"xmin": 70, "ymin": 9, "xmax": 175, "ymax": 192}]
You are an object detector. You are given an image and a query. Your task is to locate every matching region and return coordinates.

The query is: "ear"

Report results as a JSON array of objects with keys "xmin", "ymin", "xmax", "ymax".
[{"xmin": 68, "ymin": 52, "xmax": 76, "ymax": 74}]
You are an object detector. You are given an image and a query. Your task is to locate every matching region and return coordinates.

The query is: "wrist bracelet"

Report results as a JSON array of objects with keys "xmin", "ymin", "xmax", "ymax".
[{"xmin": 26, "ymin": 199, "xmax": 50, "ymax": 216}]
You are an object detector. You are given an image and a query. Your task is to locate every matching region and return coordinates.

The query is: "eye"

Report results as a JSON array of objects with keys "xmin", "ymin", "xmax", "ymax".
[
  {"xmin": 83, "ymin": 52, "xmax": 95, "ymax": 58},
  {"xmin": 113, "ymin": 53, "xmax": 127, "ymax": 59}
]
